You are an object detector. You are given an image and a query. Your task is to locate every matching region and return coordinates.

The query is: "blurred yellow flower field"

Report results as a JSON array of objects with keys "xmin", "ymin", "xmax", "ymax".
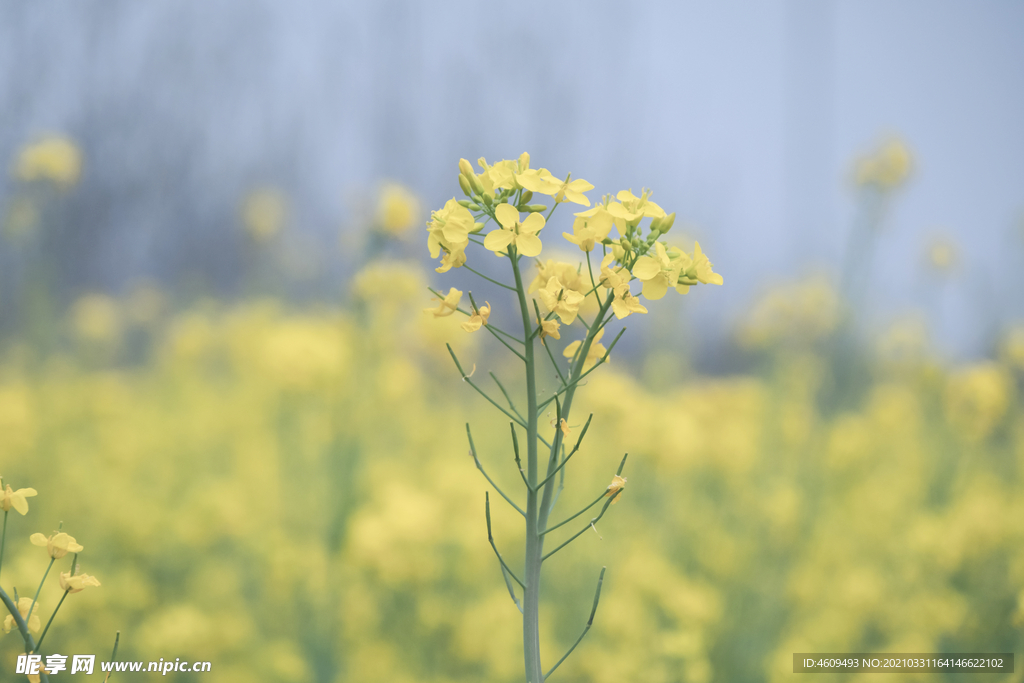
[{"xmin": 1, "ymin": 140, "xmax": 1023, "ymax": 683}]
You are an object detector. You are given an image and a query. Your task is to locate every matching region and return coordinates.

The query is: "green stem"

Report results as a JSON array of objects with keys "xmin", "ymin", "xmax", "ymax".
[
  {"xmin": 512, "ymin": 249, "xmax": 545, "ymax": 683},
  {"xmin": 34, "ymin": 589, "xmax": 69, "ymax": 653},
  {"xmin": 464, "ymin": 264, "xmax": 517, "ymax": 291},
  {"xmin": 544, "ymin": 567, "xmax": 606, "ymax": 681},
  {"xmin": 26, "ymin": 557, "xmax": 55, "ymax": 622},
  {"xmin": 467, "ymin": 424, "xmax": 525, "ymax": 516},
  {"xmin": 0, "ymin": 510, "xmax": 8, "ymax": 584},
  {"xmin": 447, "ymin": 344, "xmax": 527, "ymax": 428}
]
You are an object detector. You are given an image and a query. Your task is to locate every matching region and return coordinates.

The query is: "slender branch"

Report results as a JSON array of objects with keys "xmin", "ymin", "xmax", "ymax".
[
  {"xmin": 467, "ymin": 424, "xmax": 525, "ymax": 516},
  {"xmin": 533, "ymin": 300, "xmax": 568, "ymax": 386},
  {"xmin": 535, "ymin": 414, "xmax": 593, "ymax": 490},
  {"xmin": 541, "ymin": 489, "xmax": 621, "ymax": 562},
  {"xmin": 537, "ymin": 327, "xmax": 626, "ymax": 413},
  {"xmin": 485, "ymin": 492, "xmax": 525, "ymax": 590},
  {"xmin": 510, "ymin": 423, "xmax": 532, "ymax": 490},
  {"xmin": 543, "ymin": 567, "xmax": 607, "ymax": 681},
  {"xmin": 103, "ymin": 631, "xmax": 121, "ymax": 683},
  {"xmin": 0, "ymin": 584, "xmax": 39, "ymax": 652},
  {"xmin": 463, "ymin": 264, "xmax": 517, "ymax": 291},
  {"xmin": 447, "ymin": 344, "xmax": 527, "ymax": 428},
  {"xmin": 0, "ymin": 510, "xmax": 7, "ymax": 584},
  {"xmin": 34, "ymin": 589, "xmax": 69, "ymax": 653},
  {"xmin": 25, "ymin": 557, "xmax": 55, "ymax": 622},
  {"xmin": 492, "ymin": 373, "xmax": 526, "ymax": 423}
]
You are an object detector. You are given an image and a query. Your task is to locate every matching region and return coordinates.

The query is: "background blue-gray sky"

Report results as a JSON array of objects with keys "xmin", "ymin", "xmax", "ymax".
[{"xmin": 2, "ymin": 0, "xmax": 1022, "ymax": 358}]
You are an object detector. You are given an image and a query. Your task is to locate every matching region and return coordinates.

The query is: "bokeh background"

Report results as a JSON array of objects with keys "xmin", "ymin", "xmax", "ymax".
[{"xmin": 1, "ymin": 2, "xmax": 1023, "ymax": 682}]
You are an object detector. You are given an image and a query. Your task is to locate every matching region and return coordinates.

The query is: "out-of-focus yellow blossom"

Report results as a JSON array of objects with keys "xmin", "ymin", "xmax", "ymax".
[
  {"xmin": 564, "ymin": 328, "xmax": 607, "ymax": 371},
  {"xmin": 14, "ymin": 136, "xmax": 82, "ymax": 188},
  {"xmin": 484, "ymin": 204, "xmax": 544, "ymax": 257},
  {"xmin": 242, "ymin": 188, "xmax": 287, "ymax": 241},
  {"xmin": 605, "ymin": 474, "xmax": 627, "ymax": 504},
  {"xmin": 632, "ymin": 242, "xmax": 682, "ymax": 300},
  {"xmin": 1000, "ymin": 326, "xmax": 1024, "ymax": 371},
  {"xmin": 461, "ymin": 302, "xmax": 490, "ymax": 333},
  {"xmin": 2, "ymin": 597, "xmax": 41, "ymax": 634},
  {"xmin": 376, "ymin": 183, "xmax": 420, "ymax": 236},
  {"xmin": 607, "ymin": 189, "xmax": 665, "ymax": 228},
  {"xmin": 564, "ymin": 206, "xmax": 614, "ymax": 251},
  {"xmin": 427, "ymin": 199, "xmax": 473, "ymax": 272},
  {"xmin": 538, "ymin": 317, "xmax": 561, "ymax": 340},
  {"xmin": 59, "ymin": 570, "xmax": 102, "ymax": 594},
  {"xmin": 0, "ymin": 483, "xmax": 37, "ymax": 515},
  {"xmin": 72, "ymin": 294, "xmax": 122, "ymax": 345},
  {"xmin": 30, "ymin": 531, "xmax": 84, "ymax": 559},
  {"xmin": 854, "ymin": 138, "xmax": 912, "ymax": 189},
  {"xmin": 944, "ymin": 363, "xmax": 1013, "ymax": 440},
  {"xmin": 516, "ymin": 169, "xmax": 594, "ymax": 206},
  {"xmin": 926, "ymin": 236, "xmax": 958, "ymax": 273},
  {"xmin": 537, "ymin": 277, "xmax": 585, "ymax": 325},
  {"xmin": 425, "ymin": 288, "xmax": 462, "ymax": 318},
  {"xmin": 739, "ymin": 276, "xmax": 838, "ymax": 348}
]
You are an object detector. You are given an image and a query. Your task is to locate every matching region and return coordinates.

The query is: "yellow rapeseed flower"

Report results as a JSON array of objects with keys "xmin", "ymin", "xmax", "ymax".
[
  {"xmin": 2, "ymin": 597, "xmax": 40, "ymax": 634},
  {"xmin": 677, "ymin": 242, "xmax": 723, "ymax": 288},
  {"xmin": 607, "ymin": 189, "xmax": 665, "ymax": 228},
  {"xmin": 30, "ymin": 531, "xmax": 84, "ymax": 559},
  {"xmin": 0, "ymin": 483, "xmax": 38, "ymax": 515},
  {"xmin": 632, "ymin": 242, "xmax": 681, "ymax": 300},
  {"xmin": 59, "ymin": 570, "xmax": 102, "ymax": 594},
  {"xmin": 604, "ymin": 474, "xmax": 627, "ymax": 504},
  {"xmin": 537, "ymin": 277, "xmax": 585, "ymax": 325},
  {"xmin": 462, "ymin": 302, "xmax": 491, "ymax": 332},
  {"xmin": 424, "ymin": 288, "xmax": 462, "ymax": 318},
  {"xmin": 564, "ymin": 205, "xmax": 614, "ymax": 251},
  {"xmin": 517, "ymin": 169, "xmax": 594, "ymax": 206},
  {"xmin": 14, "ymin": 136, "xmax": 82, "ymax": 188},
  {"xmin": 563, "ymin": 328, "xmax": 607, "ymax": 371},
  {"xmin": 484, "ymin": 204, "xmax": 545, "ymax": 257},
  {"xmin": 427, "ymin": 199, "xmax": 473, "ymax": 272},
  {"xmin": 538, "ymin": 317, "xmax": 561, "ymax": 341}
]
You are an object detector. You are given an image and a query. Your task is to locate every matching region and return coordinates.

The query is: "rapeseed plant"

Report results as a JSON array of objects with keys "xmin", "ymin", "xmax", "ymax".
[{"xmin": 425, "ymin": 153, "xmax": 722, "ymax": 682}]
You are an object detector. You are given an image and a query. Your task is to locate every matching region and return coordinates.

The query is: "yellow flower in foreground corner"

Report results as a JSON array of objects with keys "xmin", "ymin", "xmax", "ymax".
[
  {"xmin": 563, "ymin": 328, "xmax": 607, "ymax": 371},
  {"xmin": 424, "ymin": 288, "xmax": 463, "ymax": 318},
  {"xmin": 484, "ymin": 204, "xmax": 545, "ymax": 257},
  {"xmin": 462, "ymin": 302, "xmax": 491, "ymax": 332},
  {"xmin": 604, "ymin": 474, "xmax": 627, "ymax": 504},
  {"xmin": 0, "ymin": 483, "xmax": 38, "ymax": 515},
  {"xmin": 31, "ymin": 531, "xmax": 84, "ymax": 558},
  {"xmin": 59, "ymin": 571, "xmax": 102, "ymax": 594},
  {"xmin": 2, "ymin": 597, "xmax": 41, "ymax": 634},
  {"xmin": 538, "ymin": 277, "xmax": 586, "ymax": 325}
]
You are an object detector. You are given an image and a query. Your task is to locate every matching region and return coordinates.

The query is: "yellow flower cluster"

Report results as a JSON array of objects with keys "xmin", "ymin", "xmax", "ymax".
[{"xmin": 425, "ymin": 154, "xmax": 723, "ymax": 335}]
